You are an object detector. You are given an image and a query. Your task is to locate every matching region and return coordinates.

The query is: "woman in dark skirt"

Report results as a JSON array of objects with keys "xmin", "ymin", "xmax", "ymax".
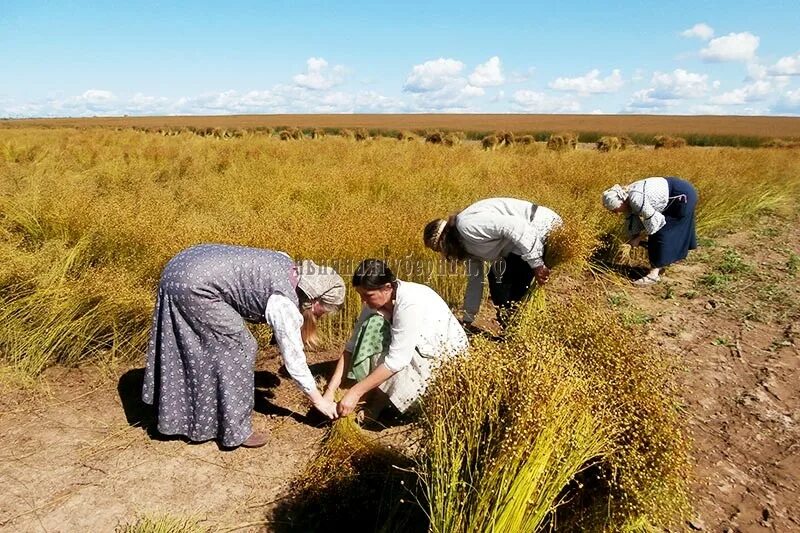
[
  {"xmin": 423, "ymin": 198, "xmax": 562, "ymax": 326},
  {"xmin": 142, "ymin": 244, "xmax": 345, "ymax": 448},
  {"xmin": 602, "ymin": 177, "xmax": 698, "ymax": 286}
]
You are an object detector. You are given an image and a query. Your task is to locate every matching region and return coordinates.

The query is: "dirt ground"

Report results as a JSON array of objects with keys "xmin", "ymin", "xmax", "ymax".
[{"xmin": 1, "ymin": 215, "xmax": 798, "ymax": 532}]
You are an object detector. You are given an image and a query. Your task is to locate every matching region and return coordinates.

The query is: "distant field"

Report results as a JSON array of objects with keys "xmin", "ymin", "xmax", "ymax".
[{"xmin": 4, "ymin": 113, "xmax": 800, "ymax": 140}]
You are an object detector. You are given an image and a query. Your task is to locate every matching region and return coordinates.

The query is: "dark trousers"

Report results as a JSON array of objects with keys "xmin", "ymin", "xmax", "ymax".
[{"xmin": 488, "ymin": 253, "xmax": 534, "ymax": 324}]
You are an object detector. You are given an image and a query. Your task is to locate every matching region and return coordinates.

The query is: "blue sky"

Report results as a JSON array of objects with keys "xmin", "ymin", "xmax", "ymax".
[{"xmin": 2, "ymin": 1, "xmax": 800, "ymax": 117}]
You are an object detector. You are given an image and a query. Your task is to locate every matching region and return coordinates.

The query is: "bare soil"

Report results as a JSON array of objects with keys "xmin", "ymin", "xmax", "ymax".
[{"xmin": 1, "ymin": 216, "xmax": 798, "ymax": 532}]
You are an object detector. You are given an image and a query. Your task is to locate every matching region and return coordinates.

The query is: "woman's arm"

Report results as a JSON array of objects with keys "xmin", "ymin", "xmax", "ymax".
[
  {"xmin": 265, "ymin": 295, "xmax": 338, "ymax": 419},
  {"xmin": 338, "ymin": 363, "xmax": 396, "ymax": 417},
  {"xmin": 627, "ymin": 186, "xmax": 666, "ymax": 235},
  {"xmin": 337, "ymin": 293, "xmax": 422, "ymax": 416},
  {"xmin": 462, "ymin": 258, "xmax": 484, "ymax": 324},
  {"xmin": 323, "ymin": 350, "xmax": 352, "ymax": 401}
]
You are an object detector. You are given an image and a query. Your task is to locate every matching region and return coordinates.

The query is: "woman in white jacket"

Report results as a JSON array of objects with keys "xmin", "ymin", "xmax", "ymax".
[
  {"xmin": 324, "ymin": 259, "xmax": 468, "ymax": 419},
  {"xmin": 423, "ymin": 197, "xmax": 562, "ymax": 326}
]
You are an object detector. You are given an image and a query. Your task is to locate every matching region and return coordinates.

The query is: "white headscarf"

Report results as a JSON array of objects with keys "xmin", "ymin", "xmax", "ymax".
[
  {"xmin": 602, "ymin": 184, "xmax": 629, "ymax": 211},
  {"xmin": 296, "ymin": 260, "xmax": 345, "ymax": 307},
  {"xmin": 428, "ymin": 219, "xmax": 447, "ymax": 251}
]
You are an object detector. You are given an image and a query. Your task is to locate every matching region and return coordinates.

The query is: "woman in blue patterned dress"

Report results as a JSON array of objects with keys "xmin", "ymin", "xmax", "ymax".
[{"xmin": 142, "ymin": 244, "xmax": 345, "ymax": 448}]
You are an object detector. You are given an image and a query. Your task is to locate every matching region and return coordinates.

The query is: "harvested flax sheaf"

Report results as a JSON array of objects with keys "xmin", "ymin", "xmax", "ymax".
[
  {"xmin": 497, "ymin": 131, "xmax": 516, "ymax": 147},
  {"xmin": 277, "ymin": 414, "xmax": 423, "ymax": 531},
  {"xmin": 597, "ymin": 136, "xmax": 622, "ymax": 152},
  {"xmin": 397, "ymin": 130, "xmax": 417, "ymax": 141},
  {"xmin": 311, "ymin": 128, "xmax": 326, "ymax": 139},
  {"xmin": 516, "ymin": 134, "xmax": 535, "ymax": 145},
  {"xmin": 420, "ymin": 292, "xmax": 691, "ymax": 532},
  {"xmin": 547, "ymin": 132, "xmax": 578, "ymax": 151},
  {"xmin": 654, "ymin": 135, "xmax": 687, "ymax": 149},
  {"xmin": 425, "ymin": 131, "xmax": 444, "ymax": 144},
  {"xmin": 620, "ymin": 135, "xmax": 636, "ymax": 149},
  {"xmin": 442, "ymin": 133, "xmax": 462, "ymax": 147},
  {"xmin": 279, "ymin": 127, "xmax": 304, "ymax": 141},
  {"xmin": 761, "ymin": 138, "xmax": 800, "ymax": 149},
  {"xmin": 339, "ymin": 128, "xmax": 355, "ymax": 140},
  {"xmin": 354, "ymin": 128, "xmax": 370, "ymax": 141},
  {"xmin": 481, "ymin": 135, "xmax": 499, "ymax": 150}
]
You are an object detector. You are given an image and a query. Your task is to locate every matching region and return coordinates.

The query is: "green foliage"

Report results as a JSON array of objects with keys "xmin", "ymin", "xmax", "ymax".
[{"xmin": 787, "ymin": 251, "xmax": 799, "ymax": 277}]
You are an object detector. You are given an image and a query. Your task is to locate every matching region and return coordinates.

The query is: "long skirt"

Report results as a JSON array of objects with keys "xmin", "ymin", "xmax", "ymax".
[
  {"xmin": 349, "ymin": 315, "xmax": 452, "ymax": 413},
  {"xmin": 488, "ymin": 253, "xmax": 535, "ymax": 324},
  {"xmin": 143, "ymin": 276, "xmax": 258, "ymax": 448},
  {"xmin": 648, "ymin": 177, "xmax": 699, "ymax": 268}
]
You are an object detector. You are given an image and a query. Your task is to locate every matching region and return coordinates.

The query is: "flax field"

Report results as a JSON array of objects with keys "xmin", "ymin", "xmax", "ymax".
[{"xmin": 2, "ymin": 126, "xmax": 800, "ymax": 531}]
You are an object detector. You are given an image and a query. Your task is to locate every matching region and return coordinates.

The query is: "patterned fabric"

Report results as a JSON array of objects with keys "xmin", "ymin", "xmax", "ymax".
[
  {"xmin": 264, "ymin": 294, "xmax": 317, "ymax": 393},
  {"xmin": 347, "ymin": 314, "xmax": 391, "ymax": 381},
  {"xmin": 142, "ymin": 244, "xmax": 299, "ymax": 447},
  {"xmin": 626, "ymin": 177, "xmax": 670, "ymax": 236}
]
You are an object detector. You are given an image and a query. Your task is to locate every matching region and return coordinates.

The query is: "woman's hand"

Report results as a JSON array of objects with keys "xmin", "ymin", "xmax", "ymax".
[
  {"xmin": 337, "ymin": 389, "xmax": 362, "ymax": 417},
  {"xmin": 627, "ymin": 235, "xmax": 643, "ymax": 247},
  {"xmin": 533, "ymin": 265, "xmax": 551, "ymax": 285},
  {"xmin": 312, "ymin": 397, "xmax": 339, "ymax": 420}
]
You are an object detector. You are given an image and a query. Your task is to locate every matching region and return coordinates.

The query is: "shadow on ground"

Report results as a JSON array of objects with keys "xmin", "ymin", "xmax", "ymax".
[
  {"xmin": 267, "ymin": 441, "xmax": 426, "ymax": 533},
  {"xmin": 117, "ymin": 367, "xmax": 330, "ymax": 439}
]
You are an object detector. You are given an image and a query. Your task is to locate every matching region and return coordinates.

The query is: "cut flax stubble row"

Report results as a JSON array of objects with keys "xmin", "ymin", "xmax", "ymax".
[{"xmin": 117, "ymin": 124, "xmax": 702, "ymax": 150}]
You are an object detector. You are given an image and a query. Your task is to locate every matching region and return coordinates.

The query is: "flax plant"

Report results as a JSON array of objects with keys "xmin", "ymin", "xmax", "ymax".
[{"xmin": 1, "ymin": 126, "xmax": 798, "ymax": 381}]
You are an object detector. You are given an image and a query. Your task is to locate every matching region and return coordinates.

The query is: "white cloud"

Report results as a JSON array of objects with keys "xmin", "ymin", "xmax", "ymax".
[
  {"xmin": 402, "ymin": 57, "xmax": 488, "ymax": 111},
  {"xmin": 406, "ymin": 83, "xmax": 485, "ymax": 112},
  {"xmin": 549, "ymin": 69, "xmax": 624, "ymax": 95},
  {"xmin": 711, "ymin": 80, "xmax": 774, "ymax": 105},
  {"xmin": 624, "ymin": 89, "xmax": 675, "ymax": 112},
  {"xmin": 770, "ymin": 53, "xmax": 800, "ymax": 76},
  {"xmin": 0, "ymin": 84, "xmax": 412, "ymax": 117},
  {"xmin": 772, "ymin": 88, "xmax": 800, "ymax": 115},
  {"xmin": 622, "ymin": 69, "xmax": 711, "ymax": 113},
  {"xmin": 403, "ymin": 58, "xmax": 465, "ymax": 92},
  {"xmin": 292, "ymin": 57, "xmax": 346, "ymax": 90},
  {"xmin": 688, "ymin": 104, "xmax": 725, "ymax": 115},
  {"xmin": 700, "ymin": 32, "xmax": 759, "ymax": 62},
  {"xmin": 507, "ymin": 68, "xmax": 535, "ymax": 84},
  {"xmin": 650, "ymin": 69, "xmax": 710, "ymax": 99},
  {"xmin": 79, "ymin": 89, "xmax": 115, "ymax": 102},
  {"xmin": 511, "ymin": 90, "xmax": 580, "ymax": 113},
  {"xmin": 681, "ymin": 23, "xmax": 714, "ymax": 40},
  {"xmin": 747, "ymin": 62, "xmax": 769, "ymax": 80},
  {"xmin": 468, "ymin": 56, "xmax": 505, "ymax": 87}
]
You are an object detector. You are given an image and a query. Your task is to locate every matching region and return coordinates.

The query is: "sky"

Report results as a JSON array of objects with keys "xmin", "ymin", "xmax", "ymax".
[{"xmin": 1, "ymin": 1, "xmax": 800, "ymax": 117}]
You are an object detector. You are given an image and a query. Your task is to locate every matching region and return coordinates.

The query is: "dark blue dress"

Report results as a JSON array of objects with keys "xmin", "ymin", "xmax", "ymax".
[{"xmin": 648, "ymin": 177, "xmax": 698, "ymax": 268}]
